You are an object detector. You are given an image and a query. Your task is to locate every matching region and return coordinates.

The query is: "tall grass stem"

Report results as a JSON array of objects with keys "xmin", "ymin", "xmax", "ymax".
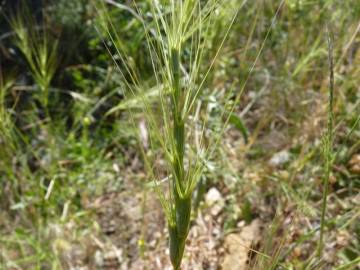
[{"xmin": 318, "ymin": 25, "xmax": 334, "ymax": 258}]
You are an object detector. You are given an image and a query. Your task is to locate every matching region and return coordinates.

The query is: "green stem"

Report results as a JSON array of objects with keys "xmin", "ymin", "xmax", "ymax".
[
  {"xmin": 169, "ymin": 46, "xmax": 191, "ymax": 270},
  {"xmin": 169, "ymin": 224, "xmax": 186, "ymax": 269},
  {"xmin": 170, "ymin": 46, "xmax": 184, "ymax": 193},
  {"xmin": 318, "ymin": 27, "xmax": 334, "ymax": 258}
]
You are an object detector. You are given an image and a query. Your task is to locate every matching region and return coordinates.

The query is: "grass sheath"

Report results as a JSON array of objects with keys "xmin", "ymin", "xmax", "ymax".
[
  {"xmin": 169, "ymin": 44, "xmax": 190, "ymax": 269},
  {"xmin": 169, "ymin": 223, "xmax": 186, "ymax": 270}
]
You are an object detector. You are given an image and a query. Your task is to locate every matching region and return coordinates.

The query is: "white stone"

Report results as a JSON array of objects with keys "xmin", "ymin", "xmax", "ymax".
[
  {"xmin": 205, "ymin": 187, "xmax": 223, "ymax": 205},
  {"xmin": 269, "ymin": 150, "xmax": 290, "ymax": 167}
]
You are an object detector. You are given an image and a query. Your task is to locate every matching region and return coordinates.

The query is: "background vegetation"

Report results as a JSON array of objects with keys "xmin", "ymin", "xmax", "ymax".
[{"xmin": 0, "ymin": 0, "xmax": 359, "ymax": 269}]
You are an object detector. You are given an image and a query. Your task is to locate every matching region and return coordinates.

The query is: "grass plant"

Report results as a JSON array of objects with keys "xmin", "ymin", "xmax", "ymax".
[
  {"xmin": 95, "ymin": 1, "xmax": 242, "ymax": 268},
  {"xmin": 9, "ymin": 5, "xmax": 58, "ymax": 111},
  {"xmin": 0, "ymin": 67, "xmax": 18, "ymax": 206},
  {"xmin": 1, "ymin": 0, "xmax": 359, "ymax": 269},
  {"xmin": 317, "ymin": 26, "xmax": 335, "ymax": 258},
  {"xmin": 0, "ymin": 68, "xmax": 15, "ymax": 156}
]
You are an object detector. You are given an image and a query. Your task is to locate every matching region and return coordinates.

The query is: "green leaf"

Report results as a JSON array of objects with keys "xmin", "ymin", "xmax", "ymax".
[
  {"xmin": 229, "ymin": 113, "xmax": 249, "ymax": 143},
  {"xmin": 106, "ymin": 84, "xmax": 166, "ymax": 115},
  {"xmin": 335, "ymin": 256, "xmax": 360, "ymax": 270}
]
